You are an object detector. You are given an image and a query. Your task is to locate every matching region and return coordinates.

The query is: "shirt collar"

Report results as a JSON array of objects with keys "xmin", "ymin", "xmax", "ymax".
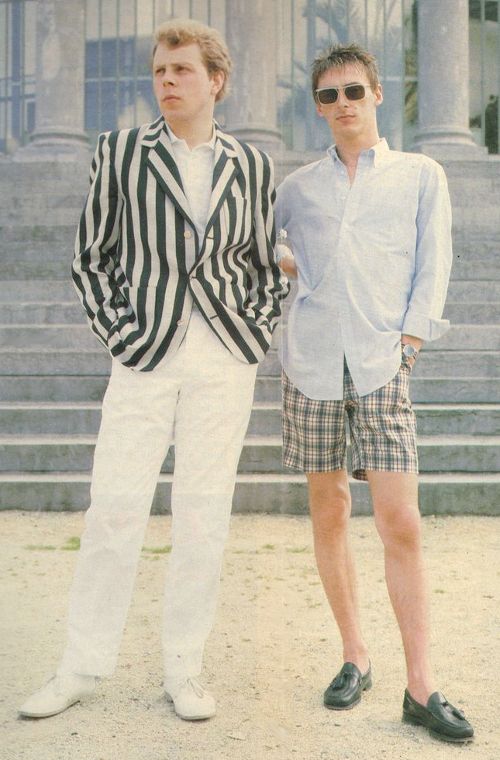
[
  {"xmin": 327, "ymin": 138, "xmax": 390, "ymax": 167},
  {"xmin": 164, "ymin": 121, "xmax": 216, "ymax": 152}
]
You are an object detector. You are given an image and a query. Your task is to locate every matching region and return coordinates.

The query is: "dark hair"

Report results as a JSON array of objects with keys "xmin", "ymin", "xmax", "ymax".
[{"xmin": 311, "ymin": 43, "xmax": 380, "ymax": 96}]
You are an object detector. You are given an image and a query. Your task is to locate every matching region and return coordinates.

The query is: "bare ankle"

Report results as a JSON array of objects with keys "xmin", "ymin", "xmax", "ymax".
[
  {"xmin": 343, "ymin": 649, "xmax": 370, "ymax": 674},
  {"xmin": 406, "ymin": 679, "xmax": 435, "ymax": 706}
]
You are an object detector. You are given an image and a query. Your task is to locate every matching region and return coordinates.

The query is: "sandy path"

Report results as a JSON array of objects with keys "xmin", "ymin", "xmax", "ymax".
[{"xmin": 1, "ymin": 511, "xmax": 498, "ymax": 760}]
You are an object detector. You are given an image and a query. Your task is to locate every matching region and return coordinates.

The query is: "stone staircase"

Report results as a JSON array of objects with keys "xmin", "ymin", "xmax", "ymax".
[{"xmin": 0, "ymin": 156, "xmax": 499, "ymax": 515}]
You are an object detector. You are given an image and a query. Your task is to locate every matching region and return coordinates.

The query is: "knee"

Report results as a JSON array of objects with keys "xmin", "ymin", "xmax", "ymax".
[
  {"xmin": 309, "ymin": 478, "xmax": 352, "ymax": 538},
  {"xmin": 84, "ymin": 499, "xmax": 146, "ymax": 547},
  {"xmin": 374, "ymin": 501, "xmax": 421, "ymax": 551}
]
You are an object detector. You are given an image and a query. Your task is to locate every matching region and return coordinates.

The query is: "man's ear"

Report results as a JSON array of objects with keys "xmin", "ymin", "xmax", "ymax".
[
  {"xmin": 211, "ymin": 70, "xmax": 225, "ymax": 98},
  {"xmin": 315, "ymin": 99, "xmax": 324, "ymax": 119},
  {"xmin": 374, "ymin": 83, "xmax": 384, "ymax": 106}
]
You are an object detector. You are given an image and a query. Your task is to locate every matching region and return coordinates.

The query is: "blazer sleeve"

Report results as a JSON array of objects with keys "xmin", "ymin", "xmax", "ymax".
[
  {"xmin": 72, "ymin": 131, "xmax": 127, "ymax": 349},
  {"xmin": 244, "ymin": 151, "xmax": 289, "ymax": 334}
]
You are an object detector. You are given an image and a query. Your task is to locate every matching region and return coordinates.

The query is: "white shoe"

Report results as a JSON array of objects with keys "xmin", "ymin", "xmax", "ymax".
[
  {"xmin": 165, "ymin": 677, "xmax": 216, "ymax": 721},
  {"xmin": 18, "ymin": 673, "xmax": 96, "ymax": 718}
]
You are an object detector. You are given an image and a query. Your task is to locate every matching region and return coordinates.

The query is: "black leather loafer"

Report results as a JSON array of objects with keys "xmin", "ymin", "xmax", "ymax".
[
  {"xmin": 324, "ymin": 662, "xmax": 372, "ymax": 710},
  {"xmin": 402, "ymin": 689, "xmax": 474, "ymax": 743}
]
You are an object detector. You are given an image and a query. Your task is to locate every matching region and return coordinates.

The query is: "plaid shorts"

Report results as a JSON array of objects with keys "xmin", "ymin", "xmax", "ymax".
[{"xmin": 282, "ymin": 357, "xmax": 418, "ymax": 481}]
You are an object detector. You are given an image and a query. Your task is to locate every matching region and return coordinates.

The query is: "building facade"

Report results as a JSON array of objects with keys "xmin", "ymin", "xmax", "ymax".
[{"xmin": 1, "ymin": 0, "xmax": 499, "ymax": 161}]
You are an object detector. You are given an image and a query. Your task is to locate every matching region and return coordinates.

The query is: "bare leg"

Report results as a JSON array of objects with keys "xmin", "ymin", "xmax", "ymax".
[
  {"xmin": 307, "ymin": 470, "xmax": 370, "ymax": 673},
  {"xmin": 367, "ymin": 471, "xmax": 435, "ymax": 704}
]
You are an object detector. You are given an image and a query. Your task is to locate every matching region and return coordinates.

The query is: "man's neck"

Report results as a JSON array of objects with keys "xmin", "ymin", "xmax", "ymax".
[
  {"xmin": 335, "ymin": 132, "xmax": 381, "ymax": 183},
  {"xmin": 166, "ymin": 117, "xmax": 214, "ymax": 150},
  {"xmin": 335, "ymin": 134, "xmax": 380, "ymax": 165}
]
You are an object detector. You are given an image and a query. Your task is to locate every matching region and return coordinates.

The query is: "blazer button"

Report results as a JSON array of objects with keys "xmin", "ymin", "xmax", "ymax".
[{"xmin": 184, "ymin": 230, "xmax": 192, "ymax": 239}]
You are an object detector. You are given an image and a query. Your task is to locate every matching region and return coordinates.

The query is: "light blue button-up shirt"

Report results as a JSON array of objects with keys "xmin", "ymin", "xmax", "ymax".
[{"xmin": 275, "ymin": 139, "xmax": 453, "ymax": 399}]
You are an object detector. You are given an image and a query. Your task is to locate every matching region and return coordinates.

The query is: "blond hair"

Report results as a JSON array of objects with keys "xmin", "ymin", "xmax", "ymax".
[{"xmin": 152, "ymin": 18, "xmax": 232, "ymax": 101}]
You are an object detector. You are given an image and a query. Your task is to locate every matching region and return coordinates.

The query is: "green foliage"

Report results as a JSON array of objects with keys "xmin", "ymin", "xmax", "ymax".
[
  {"xmin": 61, "ymin": 536, "xmax": 81, "ymax": 551},
  {"xmin": 142, "ymin": 545, "xmax": 171, "ymax": 554}
]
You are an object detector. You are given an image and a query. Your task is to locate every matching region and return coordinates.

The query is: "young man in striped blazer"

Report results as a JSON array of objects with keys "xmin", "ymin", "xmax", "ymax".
[{"xmin": 20, "ymin": 19, "xmax": 287, "ymax": 722}]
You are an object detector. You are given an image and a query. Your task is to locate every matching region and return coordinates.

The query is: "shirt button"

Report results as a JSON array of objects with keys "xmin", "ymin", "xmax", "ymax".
[
  {"xmin": 184, "ymin": 230, "xmax": 192, "ymax": 239},
  {"xmin": 177, "ymin": 319, "xmax": 185, "ymax": 325}
]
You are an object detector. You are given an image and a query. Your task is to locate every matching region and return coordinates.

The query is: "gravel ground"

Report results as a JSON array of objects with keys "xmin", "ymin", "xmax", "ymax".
[{"xmin": 1, "ymin": 511, "xmax": 498, "ymax": 760}]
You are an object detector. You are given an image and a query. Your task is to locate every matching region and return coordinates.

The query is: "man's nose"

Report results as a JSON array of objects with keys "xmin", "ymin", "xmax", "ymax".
[
  {"xmin": 336, "ymin": 89, "xmax": 350, "ymax": 106},
  {"xmin": 162, "ymin": 71, "xmax": 175, "ymax": 86}
]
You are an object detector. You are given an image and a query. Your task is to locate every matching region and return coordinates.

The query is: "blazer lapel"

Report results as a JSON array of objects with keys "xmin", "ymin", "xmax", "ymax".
[
  {"xmin": 203, "ymin": 129, "xmax": 240, "ymax": 238},
  {"xmin": 141, "ymin": 119, "xmax": 241, "ymax": 248},
  {"xmin": 142, "ymin": 119, "xmax": 193, "ymax": 224}
]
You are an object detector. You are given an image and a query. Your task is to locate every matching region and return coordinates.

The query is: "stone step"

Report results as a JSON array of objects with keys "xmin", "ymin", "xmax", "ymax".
[
  {"xmin": 0, "ymin": 471, "xmax": 498, "ymax": 515},
  {"xmin": 447, "ymin": 280, "xmax": 500, "ymax": 301},
  {"xmin": 0, "ymin": 303, "xmax": 84, "ymax": 325},
  {"xmin": 0, "ymin": 224, "xmax": 77, "ymax": 244},
  {"xmin": 0, "ymin": 324, "xmax": 500, "ymax": 352},
  {"xmin": 0, "ymin": 196, "xmax": 80, "ymax": 211},
  {"xmin": 2, "ymin": 214, "xmax": 500, "ymax": 246},
  {"xmin": 1, "ymin": 247, "xmax": 500, "ymax": 282},
  {"xmin": 2, "ymin": 209, "xmax": 82, "ymax": 228},
  {"xmin": 0, "ymin": 299, "xmax": 499, "ymax": 327},
  {"xmin": 1, "ymin": 299, "xmax": 496, "ymax": 326},
  {"xmin": 443, "ymin": 156, "xmax": 500, "ymax": 184},
  {"xmin": 0, "ymin": 281, "xmax": 73, "ymax": 302},
  {"xmin": 1, "ymin": 274, "xmax": 499, "ymax": 303},
  {"xmin": 0, "ymin": 325, "xmax": 96, "ymax": 349},
  {"xmin": 0, "ymin": 159, "xmax": 90, "ymax": 183},
  {"xmin": 1, "ymin": 348, "xmax": 499, "ymax": 378},
  {"xmin": 447, "ymin": 261, "xmax": 500, "ymax": 282},
  {"xmin": 2, "ymin": 323, "xmax": 500, "ymax": 351},
  {"xmin": 7, "ymin": 226, "xmax": 496, "ymax": 262},
  {"xmin": 0, "ymin": 189, "xmax": 86, "ymax": 211},
  {"xmin": 1, "ymin": 401, "xmax": 499, "ymax": 436},
  {"xmin": 453, "ymin": 234, "xmax": 499, "ymax": 258},
  {"xmin": 443, "ymin": 303, "xmax": 500, "ymax": 324},
  {"xmin": 452, "ymin": 219, "xmax": 499, "ymax": 258},
  {"xmin": 0, "ymin": 401, "xmax": 278, "ymax": 437},
  {"xmin": 0, "ymin": 223, "xmax": 67, "ymax": 243},
  {"xmin": 1, "ymin": 434, "xmax": 499, "ymax": 474},
  {"xmin": 0, "ymin": 253, "xmax": 498, "ymax": 282},
  {"xmin": 0, "ymin": 200, "xmax": 84, "ymax": 227},
  {"xmin": 0, "ymin": 258, "xmax": 72, "ymax": 280},
  {"xmin": 0, "ymin": 374, "xmax": 498, "ymax": 403},
  {"xmin": 2, "ymin": 216, "xmax": 500, "ymax": 254}
]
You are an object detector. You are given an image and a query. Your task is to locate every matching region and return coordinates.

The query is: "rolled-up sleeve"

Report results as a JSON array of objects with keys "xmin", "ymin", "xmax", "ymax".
[{"xmin": 401, "ymin": 161, "xmax": 452, "ymax": 341}]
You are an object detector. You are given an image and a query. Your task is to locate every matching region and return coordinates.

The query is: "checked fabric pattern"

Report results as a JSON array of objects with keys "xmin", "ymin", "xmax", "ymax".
[{"xmin": 282, "ymin": 357, "xmax": 418, "ymax": 480}]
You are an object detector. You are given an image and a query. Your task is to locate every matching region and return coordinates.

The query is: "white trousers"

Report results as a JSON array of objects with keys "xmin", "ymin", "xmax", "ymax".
[{"xmin": 58, "ymin": 310, "xmax": 257, "ymax": 688}]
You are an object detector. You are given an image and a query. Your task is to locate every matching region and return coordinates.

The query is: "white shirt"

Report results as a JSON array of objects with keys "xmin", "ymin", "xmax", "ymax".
[
  {"xmin": 275, "ymin": 139, "xmax": 453, "ymax": 399},
  {"xmin": 166, "ymin": 123, "xmax": 216, "ymax": 240}
]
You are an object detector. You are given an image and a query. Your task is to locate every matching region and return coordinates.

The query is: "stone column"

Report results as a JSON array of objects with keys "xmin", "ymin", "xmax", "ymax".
[
  {"xmin": 224, "ymin": 0, "xmax": 283, "ymax": 152},
  {"xmin": 413, "ymin": 0, "xmax": 485, "ymax": 158},
  {"xmin": 17, "ymin": 0, "xmax": 88, "ymax": 160}
]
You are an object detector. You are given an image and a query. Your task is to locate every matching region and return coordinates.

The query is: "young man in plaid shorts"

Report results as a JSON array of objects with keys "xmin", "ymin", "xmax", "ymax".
[{"xmin": 275, "ymin": 43, "xmax": 474, "ymax": 743}]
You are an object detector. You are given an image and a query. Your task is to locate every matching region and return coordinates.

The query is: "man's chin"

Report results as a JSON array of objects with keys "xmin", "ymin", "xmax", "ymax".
[
  {"xmin": 332, "ymin": 124, "xmax": 360, "ymax": 141},
  {"xmin": 161, "ymin": 107, "xmax": 187, "ymax": 122}
]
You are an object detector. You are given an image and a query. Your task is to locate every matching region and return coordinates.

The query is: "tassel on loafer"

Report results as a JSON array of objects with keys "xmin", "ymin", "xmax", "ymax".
[
  {"xmin": 323, "ymin": 662, "xmax": 372, "ymax": 710},
  {"xmin": 402, "ymin": 689, "xmax": 474, "ymax": 743}
]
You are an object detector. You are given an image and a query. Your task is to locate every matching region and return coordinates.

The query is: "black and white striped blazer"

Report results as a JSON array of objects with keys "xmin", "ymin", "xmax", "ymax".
[{"xmin": 72, "ymin": 116, "xmax": 288, "ymax": 371}]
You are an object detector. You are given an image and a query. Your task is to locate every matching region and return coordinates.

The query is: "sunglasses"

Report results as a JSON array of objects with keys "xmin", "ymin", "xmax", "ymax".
[{"xmin": 315, "ymin": 83, "xmax": 368, "ymax": 105}]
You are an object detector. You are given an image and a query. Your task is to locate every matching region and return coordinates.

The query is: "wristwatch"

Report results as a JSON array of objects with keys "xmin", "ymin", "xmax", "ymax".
[{"xmin": 402, "ymin": 343, "xmax": 419, "ymax": 361}]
